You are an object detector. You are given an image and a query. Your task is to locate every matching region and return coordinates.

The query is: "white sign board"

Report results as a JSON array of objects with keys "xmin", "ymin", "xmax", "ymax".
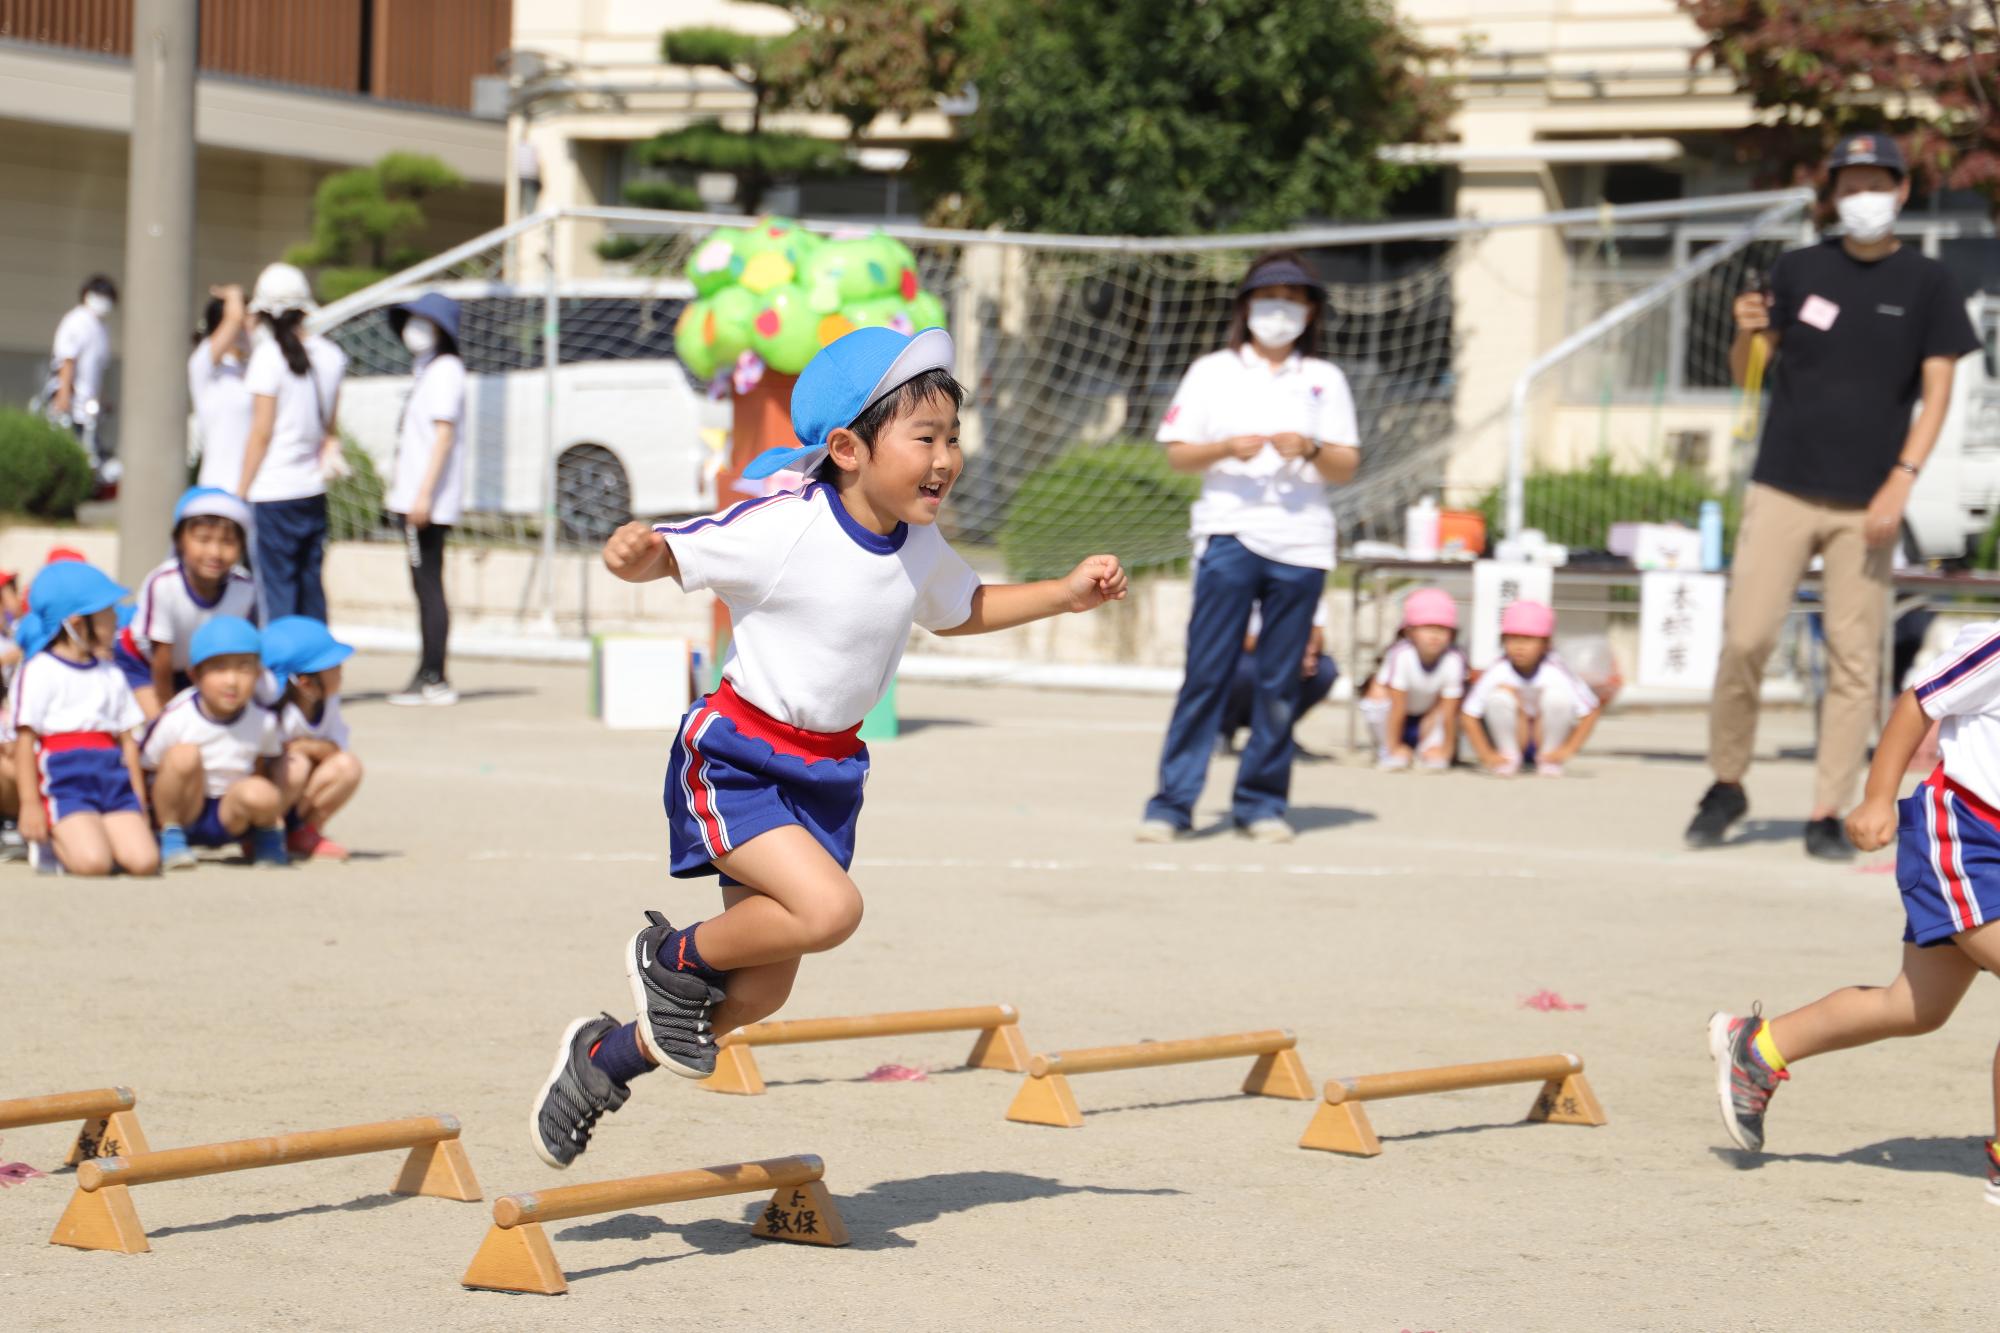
[
  {"xmin": 1637, "ymin": 571, "xmax": 1726, "ymax": 690},
  {"xmin": 1470, "ymin": 560, "xmax": 1554, "ymax": 668},
  {"xmin": 596, "ymin": 636, "xmax": 692, "ymax": 730}
]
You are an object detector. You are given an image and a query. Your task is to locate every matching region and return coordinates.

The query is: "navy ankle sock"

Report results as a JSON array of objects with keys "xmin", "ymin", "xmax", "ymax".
[
  {"xmin": 663, "ymin": 922, "xmax": 728, "ymax": 986},
  {"xmin": 588, "ymin": 1022, "xmax": 654, "ymax": 1085}
]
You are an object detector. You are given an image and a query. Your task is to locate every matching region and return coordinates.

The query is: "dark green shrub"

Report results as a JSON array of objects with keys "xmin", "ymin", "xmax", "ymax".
[
  {"xmin": 1475, "ymin": 458, "xmax": 1740, "ymax": 556},
  {"xmin": 594, "ymin": 234, "xmax": 649, "ymax": 263},
  {"xmin": 326, "ymin": 435, "xmax": 389, "ymax": 541},
  {"xmin": 999, "ymin": 440, "xmax": 1201, "ymax": 580},
  {"xmin": 0, "ymin": 409, "xmax": 93, "ymax": 518}
]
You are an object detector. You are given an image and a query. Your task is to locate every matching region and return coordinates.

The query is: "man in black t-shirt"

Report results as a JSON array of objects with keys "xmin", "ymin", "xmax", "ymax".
[{"xmin": 1686, "ymin": 133, "xmax": 1982, "ymax": 860}]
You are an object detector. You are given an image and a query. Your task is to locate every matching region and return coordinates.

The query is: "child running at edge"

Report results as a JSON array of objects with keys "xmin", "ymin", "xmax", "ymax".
[
  {"xmin": 529, "ymin": 326, "xmax": 1127, "ymax": 1168},
  {"xmin": 1711, "ymin": 620, "xmax": 2000, "ymax": 1200}
]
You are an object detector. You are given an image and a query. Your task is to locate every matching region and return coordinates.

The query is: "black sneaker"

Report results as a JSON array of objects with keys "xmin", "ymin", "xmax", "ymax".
[
  {"xmin": 529, "ymin": 1013, "xmax": 631, "ymax": 1169},
  {"xmin": 626, "ymin": 910, "xmax": 726, "ymax": 1078},
  {"xmin": 1685, "ymin": 782, "xmax": 1748, "ymax": 848},
  {"xmin": 1804, "ymin": 816, "xmax": 1854, "ymax": 862}
]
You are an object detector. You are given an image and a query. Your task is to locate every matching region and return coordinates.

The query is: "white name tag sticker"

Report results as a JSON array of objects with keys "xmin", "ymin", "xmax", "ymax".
[{"xmin": 1799, "ymin": 294, "xmax": 1840, "ymax": 331}]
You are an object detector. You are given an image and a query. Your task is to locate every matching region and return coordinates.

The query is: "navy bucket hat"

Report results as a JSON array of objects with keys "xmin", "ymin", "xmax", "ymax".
[
  {"xmin": 1237, "ymin": 255, "xmax": 1326, "ymax": 299},
  {"xmin": 390, "ymin": 292, "xmax": 462, "ymax": 343}
]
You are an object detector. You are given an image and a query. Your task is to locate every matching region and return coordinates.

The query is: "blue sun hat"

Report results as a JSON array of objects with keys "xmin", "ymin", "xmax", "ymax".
[
  {"xmin": 23, "ymin": 561, "xmax": 128, "ymax": 655},
  {"xmin": 12, "ymin": 611, "xmax": 45, "ymax": 658},
  {"xmin": 390, "ymin": 291, "xmax": 462, "ymax": 343},
  {"xmin": 261, "ymin": 615, "xmax": 354, "ymax": 679},
  {"xmin": 174, "ymin": 485, "xmax": 253, "ymax": 536},
  {"xmin": 743, "ymin": 325, "xmax": 955, "ymax": 480},
  {"xmin": 189, "ymin": 615, "xmax": 261, "ymax": 669}
]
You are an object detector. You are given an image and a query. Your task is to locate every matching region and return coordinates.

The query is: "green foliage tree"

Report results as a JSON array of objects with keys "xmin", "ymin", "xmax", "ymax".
[
  {"xmin": 943, "ymin": 0, "xmax": 1452, "ymax": 235},
  {"xmin": 1682, "ymin": 1, "xmax": 2000, "ymax": 211},
  {"xmin": 285, "ymin": 152, "xmax": 465, "ymax": 302}
]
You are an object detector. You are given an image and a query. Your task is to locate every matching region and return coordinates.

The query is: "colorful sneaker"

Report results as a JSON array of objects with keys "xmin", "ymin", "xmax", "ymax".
[
  {"xmin": 248, "ymin": 826, "xmax": 291, "ymax": 868},
  {"xmin": 287, "ymin": 824, "xmax": 350, "ymax": 862},
  {"xmin": 626, "ymin": 910, "xmax": 725, "ymax": 1078},
  {"xmin": 158, "ymin": 824, "xmax": 198, "ymax": 871},
  {"xmin": 529, "ymin": 1014, "xmax": 632, "ymax": 1170},
  {"xmin": 1708, "ymin": 1009, "xmax": 1787, "ymax": 1152},
  {"xmin": 1985, "ymin": 1139, "xmax": 2000, "ymax": 1208}
]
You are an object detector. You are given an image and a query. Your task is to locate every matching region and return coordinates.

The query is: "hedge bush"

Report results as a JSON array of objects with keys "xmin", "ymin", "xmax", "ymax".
[
  {"xmin": 326, "ymin": 434, "xmax": 389, "ymax": 541},
  {"xmin": 1475, "ymin": 458, "xmax": 1739, "ymax": 556},
  {"xmin": 0, "ymin": 409, "xmax": 93, "ymax": 518},
  {"xmin": 999, "ymin": 440, "xmax": 1200, "ymax": 581}
]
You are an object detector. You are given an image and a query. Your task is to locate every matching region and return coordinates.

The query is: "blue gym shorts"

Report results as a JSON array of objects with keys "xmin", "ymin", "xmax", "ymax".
[
  {"xmin": 664, "ymin": 680, "xmax": 868, "ymax": 881},
  {"xmin": 1898, "ymin": 771, "xmax": 2000, "ymax": 946},
  {"xmin": 38, "ymin": 733, "xmax": 141, "ymax": 822},
  {"xmin": 185, "ymin": 796, "xmax": 238, "ymax": 847}
]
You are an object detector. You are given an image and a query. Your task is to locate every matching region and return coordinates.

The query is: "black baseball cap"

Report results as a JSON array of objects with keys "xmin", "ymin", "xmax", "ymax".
[{"xmin": 1828, "ymin": 132, "xmax": 1905, "ymax": 180}]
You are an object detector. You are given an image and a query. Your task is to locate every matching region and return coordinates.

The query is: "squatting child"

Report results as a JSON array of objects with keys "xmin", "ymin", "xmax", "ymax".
[
  {"xmin": 1359, "ymin": 587, "xmax": 1466, "ymax": 771},
  {"xmin": 1461, "ymin": 599, "xmax": 1604, "ymax": 777},
  {"xmin": 141, "ymin": 616, "xmax": 288, "ymax": 869},
  {"xmin": 1711, "ymin": 620, "xmax": 2000, "ymax": 1201},
  {"xmin": 115, "ymin": 487, "xmax": 259, "ymax": 718},
  {"xmin": 10, "ymin": 563, "xmax": 158, "ymax": 876},
  {"xmin": 261, "ymin": 615, "xmax": 363, "ymax": 861},
  {"xmin": 528, "ymin": 326, "xmax": 1127, "ymax": 1168}
]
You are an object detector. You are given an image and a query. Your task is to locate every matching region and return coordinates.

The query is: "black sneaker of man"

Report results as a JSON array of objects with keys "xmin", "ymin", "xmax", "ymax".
[
  {"xmin": 1804, "ymin": 816, "xmax": 1855, "ymax": 862},
  {"xmin": 626, "ymin": 910, "xmax": 726, "ymax": 1078},
  {"xmin": 529, "ymin": 1013, "xmax": 632, "ymax": 1170},
  {"xmin": 1685, "ymin": 782, "xmax": 1748, "ymax": 848}
]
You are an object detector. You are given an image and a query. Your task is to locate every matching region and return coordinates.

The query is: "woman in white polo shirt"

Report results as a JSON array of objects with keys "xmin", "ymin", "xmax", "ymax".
[
  {"xmin": 189, "ymin": 282, "xmax": 252, "ymax": 492},
  {"xmin": 237, "ymin": 263, "xmax": 347, "ymax": 623},
  {"xmin": 383, "ymin": 293, "xmax": 467, "ymax": 707},
  {"xmin": 1138, "ymin": 250, "xmax": 1360, "ymax": 844}
]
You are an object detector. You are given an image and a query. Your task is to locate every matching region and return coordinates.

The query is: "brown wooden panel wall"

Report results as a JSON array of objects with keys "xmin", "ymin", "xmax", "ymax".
[{"xmin": 1, "ymin": 0, "xmax": 512, "ymax": 110}]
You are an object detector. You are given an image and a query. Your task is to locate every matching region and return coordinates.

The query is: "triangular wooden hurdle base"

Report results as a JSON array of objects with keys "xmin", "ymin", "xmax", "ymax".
[
  {"xmin": 700, "ymin": 1006, "xmax": 1033, "ymax": 1096},
  {"xmin": 1006, "ymin": 1035, "xmax": 1313, "ymax": 1128},
  {"xmin": 1299, "ymin": 1057, "xmax": 1606, "ymax": 1157},
  {"xmin": 462, "ymin": 1176, "xmax": 848, "ymax": 1295},
  {"xmin": 64, "ymin": 1109, "xmax": 150, "ymax": 1166},
  {"xmin": 50, "ymin": 1134, "xmax": 481, "ymax": 1254}
]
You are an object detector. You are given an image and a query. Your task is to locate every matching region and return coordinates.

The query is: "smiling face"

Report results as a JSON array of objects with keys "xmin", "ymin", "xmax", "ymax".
[
  {"xmin": 824, "ymin": 382, "xmax": 964, "ymax": 530},
  {"xmin": 193, "ymin": 651, "xmax": 260, "ymax": 715},
  {"xmin": 177, "ymin": 516, "xmax": 242, "ymax": 587}
]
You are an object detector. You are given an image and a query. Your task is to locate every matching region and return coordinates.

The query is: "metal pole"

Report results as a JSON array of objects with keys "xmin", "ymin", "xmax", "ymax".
[
  {"xmin": 115, "ymin": 0, "xmax": 197, "ymax": 585},
  {"xmin": 537, "ymin": 218, "xmax": 559, "ymax": 633}
]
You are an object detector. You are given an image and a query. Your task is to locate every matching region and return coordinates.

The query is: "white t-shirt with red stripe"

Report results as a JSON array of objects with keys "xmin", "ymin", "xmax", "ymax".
[
  {"xmin": 657, "ymin": 481, "xmax": 981, "ymax": 733},
  {"xmin": 1462, "ymin": 650, "xmax": 1600, "ymax": 721},
  {"xmin": 125, "ymin": 558, "xmax": 259, "ymax": 674},
  {"xmin": 1915, "ymin": 621, "xmax": 2000, "ymax": 811},
  {"xmin": 10, "ymin": 652, "xmax": 145, "ymax": 738},
  {"xmin": 1378, "ymin": 639, "xmax": 1468, "ymax": 716}
]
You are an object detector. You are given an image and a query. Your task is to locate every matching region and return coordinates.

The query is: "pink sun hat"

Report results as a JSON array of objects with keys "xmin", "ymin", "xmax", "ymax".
[
  {"xmin": 1401, "ymin": 587, "xmax": 1458, "ymax": 630},
  {"xmin": 1499, "ymin": 599, "xmax": 1556, "ymax": 638}
]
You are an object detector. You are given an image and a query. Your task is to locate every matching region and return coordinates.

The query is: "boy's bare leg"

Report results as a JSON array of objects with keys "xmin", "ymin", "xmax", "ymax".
[
  {"xmin": 698, "ymin": 825, "xmax": 864, "ymax": 970},
  {"xmin": 300, "ymin": 752, "xmax": 363, "ymax": 824},
  {"xmin": 151, "ymin": 744, "xmax": 207, "ymax": 825},
  {"xmin": 1767, "ymin": 937, "xmax": 1982, "ymax": 1062},
  {"xmin": 51, "ymin": 812, "xmax": 113, "ymax": 876},
  {"xmin": 711, "ymin": 885, "xmax": 801, "ymax": 1031},
  {"xmin": 218, "ymin": 775, "xmax": 285, "ymax": 835},
  {"xmin": 278, "ymin": 750, "xmax": 312, "ymax": 811},
  {"xmin": 102, "ymin": 810, "xmax": 160, "ymax": 876}
]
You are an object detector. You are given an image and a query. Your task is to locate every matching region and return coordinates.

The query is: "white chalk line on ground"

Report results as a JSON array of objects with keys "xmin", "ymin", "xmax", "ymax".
[{"xmin": 465, "ymin": 848, "xmax": 1536, "ymax": 878}]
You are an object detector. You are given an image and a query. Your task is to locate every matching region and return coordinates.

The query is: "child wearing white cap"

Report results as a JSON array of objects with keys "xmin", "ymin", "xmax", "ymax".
[
  {"xmin": 116, "ymin": 486, "xmax": 259, "ymax": 718},
  {"xmin": 1461, "ymin": 599, "xmax": 1604, "ymax": 777},
  {"xmin": 528, "ymin": 325, "xmax": 1128, "ymax": 1169}
]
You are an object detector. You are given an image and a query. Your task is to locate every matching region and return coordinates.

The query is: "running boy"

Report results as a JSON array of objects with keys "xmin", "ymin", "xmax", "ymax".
[
  {"xmin": 116, "ymin": 487, "xmax": 259, "ymax": 718},
  {"xmin": 1461, "ymin": 599, "xmax": 1603, "ymax": 777},
  {"xmin": 141, "ymin": 616, "xmax": 288, "ymax": 869},
  {"xmin": 10, "ymin": 563, "xmax": 157, "ymax": 876},
  {"xmin": 1711, "ymin": 621, "xmax": 2000, "ymax": 1199},
  {"xmin": 529, "ymin": 326, "xmax": 1126, "ymax": 1167},
  {"xmin": 261, "ymin": 615, "xmax": 362, "ymax": 861}
]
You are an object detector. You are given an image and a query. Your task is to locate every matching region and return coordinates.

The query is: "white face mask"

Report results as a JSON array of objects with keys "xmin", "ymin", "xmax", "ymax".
[
  {"xmin": 401, "ymin": 318, "xmax": 438, "ymax": 356},
  {"xmin": 83, "ymin": 293, "xmax": 114, "ymax": 318},
  {"xmin": 1246, "ymin": 298, "xmax": 1309, "ymax": 350},
  {"xmin": 1836, "ymin": 190, "xmax": 1900, "ymax": 243}
]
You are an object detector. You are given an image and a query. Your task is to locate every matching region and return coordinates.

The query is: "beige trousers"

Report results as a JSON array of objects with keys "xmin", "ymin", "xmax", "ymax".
[{"xmin": 1707, "ymin": 483, "xmax": 1892, "ymax": 814}]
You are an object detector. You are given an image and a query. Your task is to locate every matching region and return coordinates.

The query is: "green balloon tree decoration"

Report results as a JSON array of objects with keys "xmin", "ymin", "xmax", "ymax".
[{"xmin": 672, "ymin": 216, "xmax": 946, "ymax": 383}]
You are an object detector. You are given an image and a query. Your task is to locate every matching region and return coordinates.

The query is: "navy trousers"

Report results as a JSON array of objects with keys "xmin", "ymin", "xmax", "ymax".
[{"xmin": 254, "ymin": 493, "xmax": 329, "ymax": 623}]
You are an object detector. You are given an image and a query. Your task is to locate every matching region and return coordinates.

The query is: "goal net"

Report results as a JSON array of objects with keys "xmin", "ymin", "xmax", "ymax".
[{"xmin": 306, "ymin": 190, "xmax": 1812, "ymax": 629}]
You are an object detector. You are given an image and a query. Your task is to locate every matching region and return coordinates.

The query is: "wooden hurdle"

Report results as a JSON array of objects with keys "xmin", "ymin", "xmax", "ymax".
[
  {"xmin": 1299, "ymin": 1052, "xmax": 1606, "ymax": 1157},
  {"xmin": 462, "ymin": 1153, "xmax": 848, "ymax": 1294},
  {"xmin": 1005, "ymin": 1029, "xmax": 1313, "ymax": 1128},
  {"xmin": 50, "ymin": 1114, "xmax": 482, "ymax": 1254},
  {"xmin": 701, "ymin": 1004, "xmax": 1031, "ymax": 1095},
  {"xmin": 0, "ymin": 1087, "xmax": 149, "ymax": 1166}
]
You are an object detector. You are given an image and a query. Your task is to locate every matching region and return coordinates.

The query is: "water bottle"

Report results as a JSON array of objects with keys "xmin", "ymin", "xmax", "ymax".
[
  {"xmin": 1405, "ymin": 496, "xmax": 1441, "ymax": 561},
  {"xmin": 1698, "ymin": 500, "xmax": 1724, "ymax": 572}
]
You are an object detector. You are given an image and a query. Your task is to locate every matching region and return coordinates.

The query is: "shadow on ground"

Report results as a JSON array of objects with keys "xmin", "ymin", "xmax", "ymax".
[
  {"xmin": 1713, "ymin": 1134, "xmax": 1986, "ymax": 1177},
  {"xmin": 148, "ymin": 1191, "xmax": 408, "ymax": 1238}
]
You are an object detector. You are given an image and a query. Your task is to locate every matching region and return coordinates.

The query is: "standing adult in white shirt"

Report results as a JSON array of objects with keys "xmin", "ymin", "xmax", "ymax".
[
  {"xmin": 1138, "ymin": 251, "xmax": 1361, "ymax": 844},
  {"xmin": 43, "ymin": 274, "xmax": 117, "ymax": 470},
  {"xmin": 384, "ymin": 293, "xmax": 467, "ymax": 707},
  {"xmin": 237, "ymin": 263, "xmax": 347, "ymax": 623},
  {"xmin": 189, "ymin": 283, "xmax": 254, "ymax": 493}
]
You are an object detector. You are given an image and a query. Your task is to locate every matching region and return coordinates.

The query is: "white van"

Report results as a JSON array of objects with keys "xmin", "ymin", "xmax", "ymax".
[
  {"xmin": 321, "ymin": 277, "xmax": 729, "ymax": 538},
  {"xmin": 1907, "ymin": 293, "xmax": 2000, "ymax": 562}
]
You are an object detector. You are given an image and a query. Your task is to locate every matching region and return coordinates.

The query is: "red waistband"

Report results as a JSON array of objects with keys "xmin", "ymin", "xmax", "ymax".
[
  {"xmin": 1926, "ymin": 765, "xmax": 2000, "ymax": 833},
  {"xmin": 40, "ymin": 731, "xmax": 117, "ymax": 753},
  {"xmin": 704, "ymin": 679, "xmax": 863, "ymax": 762}
]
